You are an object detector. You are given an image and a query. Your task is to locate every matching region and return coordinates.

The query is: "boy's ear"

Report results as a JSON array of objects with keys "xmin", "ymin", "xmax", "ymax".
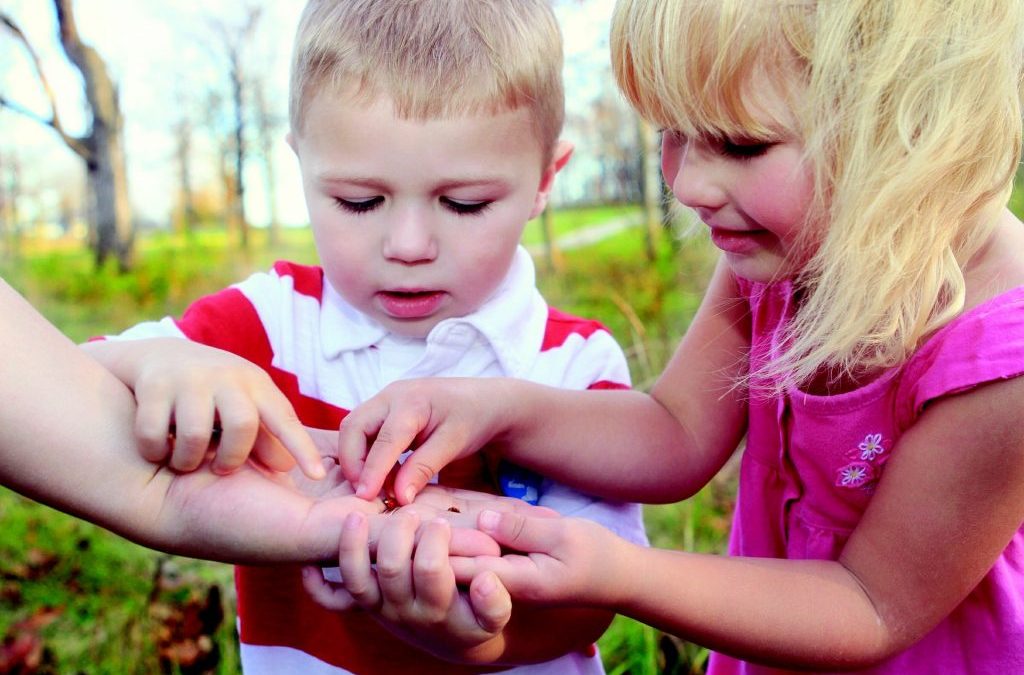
[{"xmin": 529, "ymin": 140, "xmax": 574, "ymax": 220}]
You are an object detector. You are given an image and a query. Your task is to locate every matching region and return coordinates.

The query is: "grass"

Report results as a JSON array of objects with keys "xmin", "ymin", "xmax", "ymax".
[{"xmin": 0, "ymin": 206, "xmax": 724, "ymax": 674}]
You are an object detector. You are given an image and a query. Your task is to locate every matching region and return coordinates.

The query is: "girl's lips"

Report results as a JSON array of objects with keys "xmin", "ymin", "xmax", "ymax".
[
  {"xmin": 376, "ymin": 290, "xmax": 446, "ymax": 319},
  {"xmin": 709, "ymin": 227, "xmax": 771, "ymax": 255}
]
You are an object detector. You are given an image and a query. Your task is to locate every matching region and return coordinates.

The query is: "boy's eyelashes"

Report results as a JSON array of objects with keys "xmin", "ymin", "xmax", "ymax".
[
  {"xmin": 439, "ymin": 196, "xmax": 492, "ymax": 215},
  {"xmin": 332, "ymin": 196, "xmax": 493, "ymax": 216},
  {"xmin": 334, "ymin": 196, "xmax": 385, "ymax": 213}
]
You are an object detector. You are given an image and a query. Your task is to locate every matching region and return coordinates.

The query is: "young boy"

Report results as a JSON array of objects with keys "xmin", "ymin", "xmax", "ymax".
[{"xmin": 84, "ymin": 0, "xmax": 646, "ymax": 673}]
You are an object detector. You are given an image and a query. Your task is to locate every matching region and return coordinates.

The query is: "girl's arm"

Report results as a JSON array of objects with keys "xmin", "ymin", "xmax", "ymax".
[
  {"xmin": 345, "ymin": 258, "xmax": 752, "ymax": 504},
  {"xmin": 455, "ymin": 374, "xmax": 1024, "ymax": 669}
]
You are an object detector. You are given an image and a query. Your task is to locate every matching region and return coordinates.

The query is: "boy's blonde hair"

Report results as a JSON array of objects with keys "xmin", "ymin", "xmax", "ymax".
[
  {"xmin": 613, "ymin": 0, "xmax": 1024, "ymax": 390},
  {"xmin": 290, "ymin": 0, "xmax": 564, "ymax": 161}
]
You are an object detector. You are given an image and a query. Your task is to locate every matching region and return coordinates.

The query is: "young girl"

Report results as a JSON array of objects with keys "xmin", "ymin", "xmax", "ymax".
[{"xmin": 337, "ymin": 0, "xmax": 1024, "ymax": 671}]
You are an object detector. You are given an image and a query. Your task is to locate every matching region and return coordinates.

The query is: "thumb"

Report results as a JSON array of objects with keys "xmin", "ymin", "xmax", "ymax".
[
  {"xmin": 468, "ymin": 571, "xmax": 512, "ymax": 634},
  {"xmin": 477, "ymin": 510, "xmax": 557, "ymax": 554}
]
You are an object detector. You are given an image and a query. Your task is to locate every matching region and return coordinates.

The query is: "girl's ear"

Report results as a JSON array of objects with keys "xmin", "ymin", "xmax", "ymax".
[{"xmin": 529, "ymin": 140, "xmax": 574, "ymax": 220}]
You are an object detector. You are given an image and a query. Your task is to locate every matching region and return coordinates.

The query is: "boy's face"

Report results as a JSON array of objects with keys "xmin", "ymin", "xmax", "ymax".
[{"xmin": 291, "ymin": 91, "xmax": 565, "ymax": 338}]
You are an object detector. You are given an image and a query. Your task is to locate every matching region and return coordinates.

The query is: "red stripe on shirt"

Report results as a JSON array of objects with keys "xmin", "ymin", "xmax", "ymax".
[
  {"xmin": 173, "ymin": 286, "xmax": 345, "ymax": 429},
  {"xmin": 541, "ymin": 307, "xmax": 612, "ymax": 351},
  {"xmin": 272, "ymin": 260, "xmax": 324, "ymax": 301}
]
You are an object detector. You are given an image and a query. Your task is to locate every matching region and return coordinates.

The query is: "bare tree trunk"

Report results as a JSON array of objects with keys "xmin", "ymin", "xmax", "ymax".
[
  {"xmin": 0, "ymin": 2, "xmax": 134, "ymax": 270},
  {"xmin": 0, "ymin": 150, "xmax": 15, "ymax": 256},
  {"xmin": 228, "ymin": 42, "xmax": 248, "ymax": 248},
  {"xmin": 173, "ymin": 117, "xmax": 198, "ymax": 235},
  {"xmin": 638, "ymin": 116, "xmax": 662, "ymax": 262},
  {"xmin": 254, "ymin": 84, "xmax": 281, "ymax": 246},
  {"xmin": 209, "ymin": 7, "xmax": 262, "ymax": 250},
  {"xmin": 55, "ymin": 0, "xmax": 133, "ymax": 269}
]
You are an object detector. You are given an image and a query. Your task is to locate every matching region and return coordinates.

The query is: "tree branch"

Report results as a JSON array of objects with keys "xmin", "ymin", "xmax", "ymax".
[{"xmin": 0, "ymin": 11, "xmax": 93, "ymax": 162}]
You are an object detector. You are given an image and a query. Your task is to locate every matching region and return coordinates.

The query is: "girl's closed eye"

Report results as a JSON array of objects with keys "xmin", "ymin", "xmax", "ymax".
[
  {"xmin": 718, "ymin": 136, "xmax": 775, "ymax": 160},
  {"xmin": 440, "ymin": 196, "xmax": 493, "ymax": 216},
  {"xmin": 334, "ymin": 196, "xmax": 384, "ymax": 214}
]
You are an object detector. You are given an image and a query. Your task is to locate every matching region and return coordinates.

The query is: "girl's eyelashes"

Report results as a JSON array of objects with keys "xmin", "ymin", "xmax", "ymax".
[
  {"xmin": 334, "ymin": 196, "xmax": 384, "ymax": 213},
  {"xmin": 440, "ymin": 197, "xmax": 492, "ymax": 215},
  {"xmin": 718, "ymin": 137, "xmax": 774, "ymax": 160}
]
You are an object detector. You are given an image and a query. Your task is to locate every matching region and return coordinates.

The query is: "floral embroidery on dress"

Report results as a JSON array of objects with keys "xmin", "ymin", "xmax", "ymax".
[
  {"xmin": 836, "ymin": 432, "xmax": 891, "ymax": 491},
  {"xmin": 837, "ymin": 462, "xmax": 873, "ymax": 488},
  {"xmin": 856, "ymin": 433, "xmax": 885, "ymax": 461}
]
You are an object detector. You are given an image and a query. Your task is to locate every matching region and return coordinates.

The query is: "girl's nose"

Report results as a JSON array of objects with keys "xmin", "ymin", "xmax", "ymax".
[
  {"xmin": 662, "ymin": 142, "xmax": 727, "ymax": 212},
  {"xmin": 382, "ymin": 209, "xmax": 438, "ymax": 263}
]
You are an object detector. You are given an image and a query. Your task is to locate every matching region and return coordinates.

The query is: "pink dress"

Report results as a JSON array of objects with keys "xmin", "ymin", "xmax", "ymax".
[{"xmin": 708, "ymin": 278, "xmax": 1024, "ymax": 674}]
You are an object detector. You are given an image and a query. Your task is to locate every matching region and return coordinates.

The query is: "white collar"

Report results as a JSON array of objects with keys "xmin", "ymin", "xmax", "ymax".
[{"xmin": 319, "ymin": 247, "xmax": 548, "ymax": 377}]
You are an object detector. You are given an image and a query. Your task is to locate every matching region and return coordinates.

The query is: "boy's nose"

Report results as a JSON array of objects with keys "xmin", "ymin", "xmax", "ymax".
[
  {"xmin": 382, "ymin": 209, "xmax": 438, "ymax": 263},
  {"xmin": 664, "ymin": 144, "xmax": 727, "ymax": 212}
]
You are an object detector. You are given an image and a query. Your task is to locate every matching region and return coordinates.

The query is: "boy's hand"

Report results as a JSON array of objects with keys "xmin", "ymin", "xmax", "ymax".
[
  {"xmin": 303, "ymin": 509, "xmax": 513, "ymax": 663},
  {"xmin": 337, "ymin": 378, "xmax": 507, "ymax": 504},
  {"xmin": 90, "ymin": 338, "xmax": 324, "ymax": 479}
]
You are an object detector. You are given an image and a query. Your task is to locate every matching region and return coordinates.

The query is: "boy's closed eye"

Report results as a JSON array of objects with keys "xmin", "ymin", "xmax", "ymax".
[
  {"xmin": 439, "ymin": 196, "xmax": 493, "ymax": 215},
  {"xmin": 334, "ymin": 196, "xmax": 384, "ymax": 214}
]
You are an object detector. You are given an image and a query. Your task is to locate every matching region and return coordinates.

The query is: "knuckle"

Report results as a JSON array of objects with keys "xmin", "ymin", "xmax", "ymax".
[
  {"xmin": 226, "ymin": 410, "xmax": 260, "ymax": 436},
  {"xmin": 413, "ymin": 554, "xmax": 447, "ymax": 580},
  {"xmin": 409, "ymin": 461, "xmax": 438, "ymax": 486},
  {"xmin": 375, "ymin": 559, "xmax": 404, "ymax": 581},
  {"xmin": 505, "ymin": 515, "xmax": 527, "ymax": 546}
]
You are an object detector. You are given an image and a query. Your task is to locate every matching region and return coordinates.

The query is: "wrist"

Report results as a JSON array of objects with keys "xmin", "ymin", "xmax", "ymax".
[
  {"xmin": 602, "ymin": 536, "xmax": 648, "ymax": 613},
  {"xmin": 490, "ymin": 378, "xmax": 538, "ymax": 457}
]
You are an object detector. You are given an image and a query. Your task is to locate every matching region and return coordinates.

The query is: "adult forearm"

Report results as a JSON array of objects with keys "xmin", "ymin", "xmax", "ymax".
[{"xmin": 0, "ymin": 282, "xmax": 352, "ymax": 565}]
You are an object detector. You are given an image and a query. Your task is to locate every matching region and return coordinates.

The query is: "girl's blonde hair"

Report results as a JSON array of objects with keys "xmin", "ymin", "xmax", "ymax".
[
  {"xmin": 613, "ymin": 0, "xmax": 1024, "ymax": 390},
  {"xmin": 289, "ymin": 0, "xmax": 564, "ymax": 161}
]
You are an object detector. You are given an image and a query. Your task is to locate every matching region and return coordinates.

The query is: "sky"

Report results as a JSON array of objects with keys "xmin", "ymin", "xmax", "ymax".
[{"xmin": 0, "ymin": 0, "xmax": 626, "ymax": 228}]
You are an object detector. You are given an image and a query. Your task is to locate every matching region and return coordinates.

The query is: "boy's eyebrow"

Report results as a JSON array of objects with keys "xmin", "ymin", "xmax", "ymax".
[
  {"xmin": 315, "ymin": 173, "xmax": 512, "ymax": 190},
  {"xmin": 315, "ymin": 174, "xmax": 386, "ymax": 188}
]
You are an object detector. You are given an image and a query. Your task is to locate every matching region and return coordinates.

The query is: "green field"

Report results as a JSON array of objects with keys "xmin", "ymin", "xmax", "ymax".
[{"xmin": 0, "ymin": 205, "xmax": 730, "ymax": 674}]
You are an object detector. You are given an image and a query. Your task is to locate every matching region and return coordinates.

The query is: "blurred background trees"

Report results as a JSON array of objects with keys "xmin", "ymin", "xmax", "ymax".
[{"xmin": 0, "ymin": 0, "xmax": 664, "ymax": 271}]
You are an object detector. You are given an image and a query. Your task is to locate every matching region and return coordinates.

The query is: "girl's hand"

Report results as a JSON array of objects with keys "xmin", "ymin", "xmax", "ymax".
[
  {"xmin": 336, "ymin": 378, "xmax": 510, "ymax": 504},
  {"xmin": 449, "ymin": 510, "xmax": 632, "ymax": 609}
]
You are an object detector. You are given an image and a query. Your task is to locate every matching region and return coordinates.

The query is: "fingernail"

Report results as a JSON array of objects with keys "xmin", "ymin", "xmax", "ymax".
[
  {"xmin": 344, "ymin": 512, "xmax": 363, "ymax": 530},
  {"xmin": 479, "ymin": 510, "xmax": 500, "ymax": 532},
  {"xmin": 311, "ymin": 463, "xmax": 326, "ymax": 479},
  {"xmin": 403, "ymin": 487, "xmax": 416, "ymax": 504},
  {"xmin": 476, "ymin": 572, "xmax": 497, "ymax": 597}
]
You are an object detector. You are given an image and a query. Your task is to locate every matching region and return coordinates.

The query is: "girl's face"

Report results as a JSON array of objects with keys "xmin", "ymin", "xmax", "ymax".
[{"xmin": 661, "ymin": 102, "xmax": 816, "ymax": 283}]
